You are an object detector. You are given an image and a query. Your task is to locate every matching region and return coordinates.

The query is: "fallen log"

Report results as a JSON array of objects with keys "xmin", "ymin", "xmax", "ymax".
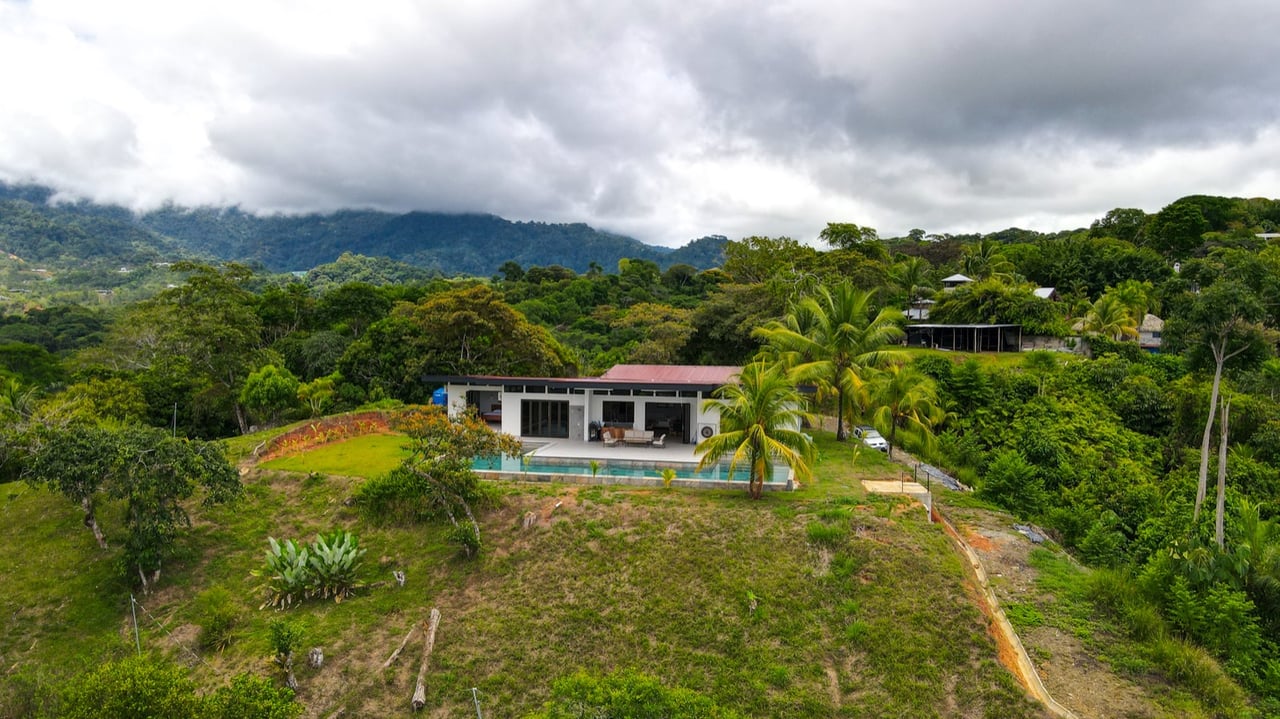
[
  {"xmin": 410, "ymin": 609, "xmax": 441, "ymax": 711},
  {"xmin": 381, "ymin": 623, "xmax": 419, "ymax": 670}
]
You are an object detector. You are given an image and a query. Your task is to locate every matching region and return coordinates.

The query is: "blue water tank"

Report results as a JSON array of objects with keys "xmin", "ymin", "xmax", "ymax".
[{"xmin": 431, "ymin": 387, "xmax": 447, "ymax": 405}]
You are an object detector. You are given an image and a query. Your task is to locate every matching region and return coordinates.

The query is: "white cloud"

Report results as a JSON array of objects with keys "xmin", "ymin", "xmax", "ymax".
[{"xmin": 1, "ymin": 0, "xmax": 1278, "ymax": 246}]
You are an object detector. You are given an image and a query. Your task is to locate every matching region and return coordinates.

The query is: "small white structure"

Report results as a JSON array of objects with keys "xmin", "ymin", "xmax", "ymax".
[
  {"xmin": 941, "ymin": 274, "xmax": 973, "ymax": 291},
  {"xmin": 1139, "ymin": 314, "xmax": 1164, "ymax": 351}
]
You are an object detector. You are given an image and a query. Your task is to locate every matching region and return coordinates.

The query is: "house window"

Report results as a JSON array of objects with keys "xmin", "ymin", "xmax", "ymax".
[
  {"xmin": 601, "ymin": 401, "xmax": 635, "ymax": 425},
  {"xmin": 521, "ymin": 400, "xmax": 569, "ymax": 438}
]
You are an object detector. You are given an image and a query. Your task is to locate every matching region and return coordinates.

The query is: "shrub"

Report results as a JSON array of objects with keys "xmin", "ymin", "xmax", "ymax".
[
  {"xmin": 195, "ymin": 587, "xmax": 240, "ymax": 651},
  {"xmin": 58, "ymin": 655, "xmax": 201, "ymax": 719},
  {"xmin": 976, "ymin": 448, "xmax": 1047, "ymax": 519},
  {"xmin": 1147, "ymin": 636, "xmax": 1250, "ymax": 717},
  {"xmin": 205, "ymin": 674, "xmax": 302, "ymax": 719},
  {"xmin": 269, "ymin": 619, "xmax": 303, "ymax": 660},
  {"xmin": 448, "ymin": 520, "xmax": 482, "ymax": 557}
]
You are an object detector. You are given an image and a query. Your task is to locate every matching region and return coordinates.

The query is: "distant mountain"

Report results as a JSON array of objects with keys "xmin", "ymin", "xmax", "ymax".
[{"xmin": 0, "ymin": 183, "xmax": 727, "ymax": 276}]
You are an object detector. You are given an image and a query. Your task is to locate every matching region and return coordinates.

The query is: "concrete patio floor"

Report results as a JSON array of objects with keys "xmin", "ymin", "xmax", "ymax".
[{"xmin": 524, "ymin": 437, "xmax": 701, "ymax": 464}]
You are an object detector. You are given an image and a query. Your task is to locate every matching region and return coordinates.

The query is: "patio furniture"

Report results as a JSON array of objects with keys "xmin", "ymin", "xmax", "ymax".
[
  {"xmin": 651, "ymin": 434, "xmax": 667, "ymax": 448},
  {"xmin": 622, "ymin": 429, "xmax": 655, "ymax": 446}
]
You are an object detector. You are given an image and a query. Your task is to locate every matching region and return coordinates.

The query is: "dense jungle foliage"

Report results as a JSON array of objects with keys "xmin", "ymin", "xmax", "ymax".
[{"xmin": 5, "ymin": 191, "xmax": 1280, "ymax": 714}]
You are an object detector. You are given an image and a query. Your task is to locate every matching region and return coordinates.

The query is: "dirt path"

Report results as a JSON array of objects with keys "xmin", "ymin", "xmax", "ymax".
[
  {"xmin": 945, "ymin": 506, "xmax": 1184, "ymax": 719},
  {"xmin": 869, "ymin": 446, "xmax": 1179, "ymax": 719}
]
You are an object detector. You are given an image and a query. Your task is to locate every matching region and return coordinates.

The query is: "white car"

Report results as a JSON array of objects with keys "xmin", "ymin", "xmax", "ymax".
[{"xmin": 855, "ymin": 426, "xmax": 889, "ymax": 452}]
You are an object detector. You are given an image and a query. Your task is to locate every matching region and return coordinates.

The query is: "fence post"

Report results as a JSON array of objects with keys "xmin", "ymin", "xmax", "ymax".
[{"xmin": 130, "ymin": 594, "xmax": 141, "ymax": 655}]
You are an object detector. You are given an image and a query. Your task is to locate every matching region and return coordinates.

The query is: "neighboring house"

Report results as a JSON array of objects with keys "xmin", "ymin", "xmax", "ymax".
[
  {"xmin": 904, "ymin": 299, "xmax": 934, "ymax": 322},
  {"xmin": 904, "ymin": 323, "xmax": 1022, "ymax": 352},
  {"xmin": 427, "ymin": 364, "xmax": 741, "ymax": 444},
  {"xmin": 941, "ymin": 274, "xmax": 973, "ymax": 291},
  {"xmin": 1033, "ymin": 287, "xmax": 1058, "ymax": 301},
  {"xmin": 1139, "ymin": 313, "xmax": 1164, "ymax": 352}
]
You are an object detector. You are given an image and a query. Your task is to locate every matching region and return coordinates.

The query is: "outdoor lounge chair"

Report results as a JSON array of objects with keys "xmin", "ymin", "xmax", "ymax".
[
  {"xmin": 651, "ymin": 434, "xmax": 666, "ymax": 448},
  {"xmin": 602, "ymin": 430, "xmax": 619, "ymax": 447}
]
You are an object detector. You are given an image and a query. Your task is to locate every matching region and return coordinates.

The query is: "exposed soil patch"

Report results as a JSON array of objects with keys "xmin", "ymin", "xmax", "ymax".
[{"xmin": 944, "ymin": 505, "xmax": 1175, "ymax": 719}]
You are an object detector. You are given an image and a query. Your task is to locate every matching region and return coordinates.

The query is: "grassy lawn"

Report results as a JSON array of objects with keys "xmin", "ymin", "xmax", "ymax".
[
  {"xmin": 259, "ymin": 432, "xmax": 410, "ymax": 477},
  {"xmin": 0, "ymin": 429, "xmax": 1051, "ymax": 718},
  {"xmin": 902, "ymin": 346, "xmax": 1081, "ymax": 370}
]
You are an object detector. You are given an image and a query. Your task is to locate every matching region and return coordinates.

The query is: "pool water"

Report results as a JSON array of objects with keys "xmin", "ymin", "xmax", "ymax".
[{"xmin": 471, "ymin": 455, "xmax": 787, "ymax": 483}]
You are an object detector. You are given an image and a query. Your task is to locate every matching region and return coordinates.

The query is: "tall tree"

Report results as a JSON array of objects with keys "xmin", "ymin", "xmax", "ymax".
[
  {"xmin": 340, "ymin": 285, "xmax": 573, "ymax": 402},
  {"xmin": 695, "ymin": 362, "xmax": 815, "ymax": 499},
  {"xmin": 755, "ymin": 283, "xmax": 904, "ymax": 440},
  {"xmin": 819, "ymin": 223, "xmax": 879, "ymax": 250},
  {"xmin": 1164, "ymin": 281, "xmax": 1269, "ymax": 525},
  {"xmin": 25, "ymin": 425, "xmax": 240, "ymax": 591}
]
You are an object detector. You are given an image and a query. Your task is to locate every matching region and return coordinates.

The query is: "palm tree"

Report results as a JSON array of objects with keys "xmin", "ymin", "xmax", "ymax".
[
  {"xmin": 754, "ymin": 282, "xmax": 905, "ymax": 441},
  {"xmin": 889, "ymin": 256, "xmax": 935, "ymax": 306},
  {"xmin": 868, "ymin": 363, "xmax": 946, "ymax": 460},
  {"xmin": 696, "ymin": 362, "xmax": 816, "ymax": 499},
  {"xmin": 1083, "ymin": 294, "xmax": 1138, "ymax": 341},
  {"xmin": 1110, "ymin": 279, "xmax": 1158, "ymax": 323},
  {"xmin": 961, "ymin": 239, "xmax": 1015, "ymax": 281}
]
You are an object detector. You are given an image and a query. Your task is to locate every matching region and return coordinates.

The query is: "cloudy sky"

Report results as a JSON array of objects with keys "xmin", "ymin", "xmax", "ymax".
[{"xmin": 1, "ymin": 1, "xmax": 1277, "ymax": 247}]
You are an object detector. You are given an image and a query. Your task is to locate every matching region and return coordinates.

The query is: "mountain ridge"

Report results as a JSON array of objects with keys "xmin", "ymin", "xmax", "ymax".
[{"xmin": 0, "ymin": 183, "xmax": 727, "ymax": 276}]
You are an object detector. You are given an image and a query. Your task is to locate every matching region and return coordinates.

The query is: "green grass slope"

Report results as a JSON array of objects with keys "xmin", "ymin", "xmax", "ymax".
[{"xmin": 0, "ymin": 432, "xmax": 1048, "ymax": 718}]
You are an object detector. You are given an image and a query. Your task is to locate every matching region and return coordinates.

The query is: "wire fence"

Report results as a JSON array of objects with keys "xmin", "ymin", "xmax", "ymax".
[{"xmin": 130, "ymin": 594, "xmax": 206, "ymax": 666}]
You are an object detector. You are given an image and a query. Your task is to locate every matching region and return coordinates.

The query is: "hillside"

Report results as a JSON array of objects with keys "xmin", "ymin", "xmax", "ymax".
[
  {"xmin": 0, "ymin": 183, "xmax": 728, "ymax": 278},
  {"xmin": 2, "ymin": 429, "xmax": 1053, "ymax": 718}
]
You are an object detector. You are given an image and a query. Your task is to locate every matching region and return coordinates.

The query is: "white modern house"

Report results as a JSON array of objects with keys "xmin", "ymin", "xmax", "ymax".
[{"xmin": 428, "ymin": 364, "xmax": 741, "ymax": 445}]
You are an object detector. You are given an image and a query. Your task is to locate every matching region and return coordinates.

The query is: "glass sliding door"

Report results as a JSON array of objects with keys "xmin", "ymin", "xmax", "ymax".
[{"xmin": 521, "ymin": 399, "xmax": 570, "ymax": 438}]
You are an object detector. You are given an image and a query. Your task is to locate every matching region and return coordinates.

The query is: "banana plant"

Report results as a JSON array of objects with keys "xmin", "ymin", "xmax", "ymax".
[
  {"xmin": 255, "ymin": 537, "xmax": 311, "ymax": 609},
  {"xmin": 306, "ymin": 531, "xmax": 367, "ymax": 603}
]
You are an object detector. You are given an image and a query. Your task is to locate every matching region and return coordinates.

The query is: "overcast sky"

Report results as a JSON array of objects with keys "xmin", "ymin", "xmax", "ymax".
[{"xmin": 1, "ymin": 1, "xmax": 1277, "ymax": 247}]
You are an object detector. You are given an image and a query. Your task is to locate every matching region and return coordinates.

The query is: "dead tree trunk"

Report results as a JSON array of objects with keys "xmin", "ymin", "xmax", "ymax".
[
  {"xmin": 410, "ymin": 608, "xmax": 441, "ymax": 711},
  {"xmin": 381, "ymin": 623, "xmax": 419, "ymax": 670},
  {"xmin": 1195, "ymin": 352, "xmax": 1224, "ymax": 522},
  {"xmin": 1215, "ymin": 398, "xmax": 1231, "ymax": 549}
]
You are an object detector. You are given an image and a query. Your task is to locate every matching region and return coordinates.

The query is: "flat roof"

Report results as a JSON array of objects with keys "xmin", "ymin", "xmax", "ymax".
[
  {"xmin": 598, "ymin": 364, "xmax": 740, "ymax": 385},
  {"xmin": 906, "ymin": 323, "xmax": 1020, "ymax": 329},
  {"xmin": 426, "ymin": 364, "xmax": 742, "ymax": 392}
]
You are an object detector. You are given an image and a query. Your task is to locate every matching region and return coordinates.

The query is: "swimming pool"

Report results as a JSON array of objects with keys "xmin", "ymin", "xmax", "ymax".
[{"xmin": 470, "ymin": 455, "xmax": 790, "ymax": 485}]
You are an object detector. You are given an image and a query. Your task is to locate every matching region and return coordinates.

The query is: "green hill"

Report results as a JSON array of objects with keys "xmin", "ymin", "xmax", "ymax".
[
  {"xmin": 1, "ymin": 430, "xmax": 1050, "ymax": 718},
  {"xmin": 0, "ymin": 183, "xmax": 728, "ymax": 278}
]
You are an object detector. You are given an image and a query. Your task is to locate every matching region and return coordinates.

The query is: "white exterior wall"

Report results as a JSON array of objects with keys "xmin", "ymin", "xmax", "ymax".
[{"xmin": 444, "ymin": 382, "xmax": 722, "ymax": 442}]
